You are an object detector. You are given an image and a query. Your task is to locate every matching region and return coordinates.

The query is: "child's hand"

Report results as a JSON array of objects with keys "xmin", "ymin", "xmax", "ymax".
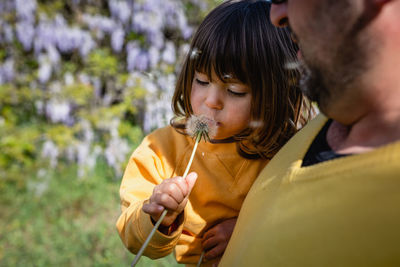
[
  {"xmin": 201, "ymin": 217, "xmax": 237, "ymax": 261},
  {"xmin": 142, "ymin": 172, "xmax": 198, "ymax": 227}
]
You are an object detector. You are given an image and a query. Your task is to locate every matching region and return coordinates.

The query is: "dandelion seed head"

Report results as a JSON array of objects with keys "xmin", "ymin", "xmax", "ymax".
[{"xmin": 186, "ymin": 114, "xmax": 217, "ymax": 141}]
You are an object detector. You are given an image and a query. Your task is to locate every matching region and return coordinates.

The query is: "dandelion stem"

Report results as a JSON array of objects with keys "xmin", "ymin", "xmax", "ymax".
[
  {"xmin": 182, "ymin": 132, "xmax": 201, "ymax": 178},
  {"xmin": 196, "ymin": 251, "xmax": 205, "ymax": 267},
  {"xmin": 131, "ymin": 210, "xmax": 167, "ymax": 267},
  {"xmin": 131, "ymin": 132, "xmax": 202, "ymax": 267}
]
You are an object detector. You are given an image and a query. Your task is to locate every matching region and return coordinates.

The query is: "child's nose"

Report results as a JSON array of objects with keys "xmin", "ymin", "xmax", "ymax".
[{"xmin": 205, "ymin": 87, "xmax": 223, "ymax": 110}]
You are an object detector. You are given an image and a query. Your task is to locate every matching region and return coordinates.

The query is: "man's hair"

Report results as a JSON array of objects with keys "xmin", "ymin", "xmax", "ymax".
[{"xmin": 171, "ymin": 0, "xmax": 311, "ymax": 159}]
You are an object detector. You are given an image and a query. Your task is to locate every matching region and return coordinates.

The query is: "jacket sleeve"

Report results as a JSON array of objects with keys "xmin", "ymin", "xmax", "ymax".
[{"xmin": 115, "ymin": 132, "xmax": 185, "ymax": 259}]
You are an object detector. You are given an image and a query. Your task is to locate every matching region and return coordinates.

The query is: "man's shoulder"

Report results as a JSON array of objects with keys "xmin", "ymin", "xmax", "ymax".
[{"xmin": 263, "ymin": 114, "xmax": 328, "ymax": 170}]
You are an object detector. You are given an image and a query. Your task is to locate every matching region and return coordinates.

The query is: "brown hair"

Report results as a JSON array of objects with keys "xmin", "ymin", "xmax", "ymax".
[{"xmin": 171, "ymin": 0, "xmax": 311, "ymax": 159}]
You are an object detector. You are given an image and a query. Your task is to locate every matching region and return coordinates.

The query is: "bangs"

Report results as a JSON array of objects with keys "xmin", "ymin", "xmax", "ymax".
[
  {"xmin": 194, "ymin": 45, "xmax": 248, "ymax": 84},
  {"xmin": 190, "ymin": 7, "xmax": 249, "ymax": 84}
]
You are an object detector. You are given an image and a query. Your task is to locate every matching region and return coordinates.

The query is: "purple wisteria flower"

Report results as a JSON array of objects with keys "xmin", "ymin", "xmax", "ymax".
[
  {"xmin": 162, "ymin": 41, "xmax": 176, "ymax": 64},
  {"xmin": 111, "ymin": 27, "xmax": 125, "ymax": 53},
  {"xmin": 148, "ymin": 46, "xmax": 160, "ymax": 68},
  {"xmin": 126, "ymin": 42, "xmax": 152, "ymax": 71},
  {"xmin": 105, "ymin": 120, "xmax": 131, "ymax": 177},
  {"xmin": 82, "ymin": 14, "xmax": 116, "ymax": 35},
  {"xmin": 16, "ymin": 22, "xmax": 35, "ymax": 51},
  {"xmin": 41, "ymin": 140, "xmax": 59, "ymax": 168},
  {"xmin": 38, "ymin": 60, "xmax": 52, "ymax": 84},
  {"xmin": 45, "ymin": 99, "xmax": 71, "ymax": 124},
  {"xmin": 108, "ymin": 0, "xmax": 132, "ymax": 26},
  {"xmin": 1, "ymin": 23, "xmax": 14, "ymax": 43},
  {"xmin": 0, "ymin": 59, "xmax": 15, "ymax": 84},
  {"xmin": 0, "ymin": 0, "xmax": 212, "ymax": 176},
  {"xmin": 15, "ymin": 0, "xmax": 37, "ymax": 22}
]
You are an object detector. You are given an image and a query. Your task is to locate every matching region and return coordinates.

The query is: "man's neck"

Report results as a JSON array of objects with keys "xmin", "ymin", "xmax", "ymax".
[{"xmin": 327, "ymin": 110, "xmax": 400, "ymax": 154}]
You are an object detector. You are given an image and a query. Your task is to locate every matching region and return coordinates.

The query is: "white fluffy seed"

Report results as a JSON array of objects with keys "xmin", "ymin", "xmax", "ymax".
[{"xmin": 186, "ymin": 114, "xmax": 217, "ymax": 141}]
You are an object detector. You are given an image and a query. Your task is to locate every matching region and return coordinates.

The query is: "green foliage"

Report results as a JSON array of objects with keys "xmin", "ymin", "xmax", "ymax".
[
  {"xmin": 87, "ymin": 48, "xmax": 119, "ymax": 79},
  {"xmin": 126, "ymin": 32, "xmax": 147, "ymax": 46},
  {"xmin": 0, "ymin": 49, "xmax": 5, "ymax": 61},
  {"xmin": 0, "ymin": 78, "xmax": 144, "ymax": 191},
  {"xmin": 0, "ymin": 162, "xmax": 182, "ymax": 267},
  {"xmin": 118, "ymin": 121, "xmax": 143, "ymax": 147},
  {"xmin": 63, "ymin": 83, "xmax": 94, "ymax": 106},
  {"xmin": 37, "ymin": 0, "xmax": 65, "ymax": 18},
  {"xmin": 0, "ymin": 84, "xmax": 42, "ymax": 123},
  {"xmin": 183, "ymin": 0, "xmax": 223, "ymax": 23}
]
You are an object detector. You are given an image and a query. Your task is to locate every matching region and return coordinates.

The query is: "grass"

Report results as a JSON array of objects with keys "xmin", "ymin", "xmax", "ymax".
[{"xmin": 0, "ymin": 161, "xmax": 183, "ymax": 267}]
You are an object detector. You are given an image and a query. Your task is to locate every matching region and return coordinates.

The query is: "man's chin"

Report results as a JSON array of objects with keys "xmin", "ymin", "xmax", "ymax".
[{"xmin": 299, "ymin": 66, "xmax": 316, "ymax": 101}]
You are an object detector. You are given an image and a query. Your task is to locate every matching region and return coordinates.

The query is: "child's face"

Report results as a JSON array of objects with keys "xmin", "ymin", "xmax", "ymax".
[{"xmin": 190, "ymin": 70, "xmax": 252, "ymax": 140}]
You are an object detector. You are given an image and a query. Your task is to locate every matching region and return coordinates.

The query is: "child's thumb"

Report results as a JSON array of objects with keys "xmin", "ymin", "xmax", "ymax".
[{"xmin": 185, "ymin": 172, "xmax": 198, "ymax": 194}]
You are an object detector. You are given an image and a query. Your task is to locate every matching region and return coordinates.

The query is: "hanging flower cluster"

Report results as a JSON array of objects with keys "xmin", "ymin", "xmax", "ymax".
[{"xmin": 0, "ymin": 0, "xmax": 214, "ymax": 183}]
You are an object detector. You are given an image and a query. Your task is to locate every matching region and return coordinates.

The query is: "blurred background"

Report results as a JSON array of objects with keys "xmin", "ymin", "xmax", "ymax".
[{"xmin": 0, "ymin": 0, "xmax": 220, "ymax": 266}]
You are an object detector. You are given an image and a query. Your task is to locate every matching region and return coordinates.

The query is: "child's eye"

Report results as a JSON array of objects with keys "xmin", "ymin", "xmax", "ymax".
[
  {"xmin": 227, "ymin": 89, "xmax": 247, "ymax": 97},
  {"xmin": 195, "ymin": 78, "xmax": 209, "ymax": 86}
]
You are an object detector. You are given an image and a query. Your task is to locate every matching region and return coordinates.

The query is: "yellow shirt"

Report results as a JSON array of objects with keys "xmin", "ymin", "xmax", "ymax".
[
  {"xmin": 221, "ymin": 114, "xmax": 400, "ymax": 267},
  {"xmin": 116, "ymin": 125, "xmax": 268, "ymax": 264}
]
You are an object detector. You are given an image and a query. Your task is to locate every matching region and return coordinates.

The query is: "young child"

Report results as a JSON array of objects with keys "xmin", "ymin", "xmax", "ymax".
[{"xmin": 116, "ymin": 0, "xmax": 310, "ymax": 265}]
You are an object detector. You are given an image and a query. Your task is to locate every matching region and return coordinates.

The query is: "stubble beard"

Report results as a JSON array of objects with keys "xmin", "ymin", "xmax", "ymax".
[{"xmin": 296, "ymin": 1, "xmax": 373, "ymax": 116}]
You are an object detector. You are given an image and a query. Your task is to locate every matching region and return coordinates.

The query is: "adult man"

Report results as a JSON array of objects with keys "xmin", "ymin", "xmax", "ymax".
[{"xmin": 220, "ymin": 0, "xmax": 400, "ymax": 266}]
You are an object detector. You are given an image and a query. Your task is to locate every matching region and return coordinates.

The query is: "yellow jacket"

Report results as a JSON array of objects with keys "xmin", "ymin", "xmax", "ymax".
[
  {"xmin": 116, "ymin": 125, "xmax": 268, "ymax": 264},
  {"xmin": 221, "ymin": 114, "xmax": 400, "ymax": 266}
]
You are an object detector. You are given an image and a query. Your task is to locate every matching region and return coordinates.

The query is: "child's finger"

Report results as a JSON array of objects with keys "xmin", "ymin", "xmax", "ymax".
[
  {"xmin": 202, "ymin": 226, "xmax": 216, "ymax": 241},
  {"xmin": 160, "ymin": 181, "xmax": 185, "ymax": 204},
  {"xmin": 185, "ymin": 172, "xmax": 198, "ymax": 194},
  {"xmin": 202, "ymin": 234, "xmax": 220, "ymax": 252},
  {"xmin": 142, "ymin": 202, "xmax": 164, "ymax": 217},
  {"xmin": 204, "ymin": 243, "xmax": 225, "ymax": 260},
  {"xmin": 153, "ymin": 192, "xmax": 180, "ymax": 211},
  {"xmin": 211, "ymin": 259, "xmax": 221, "ymax": 267}
]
